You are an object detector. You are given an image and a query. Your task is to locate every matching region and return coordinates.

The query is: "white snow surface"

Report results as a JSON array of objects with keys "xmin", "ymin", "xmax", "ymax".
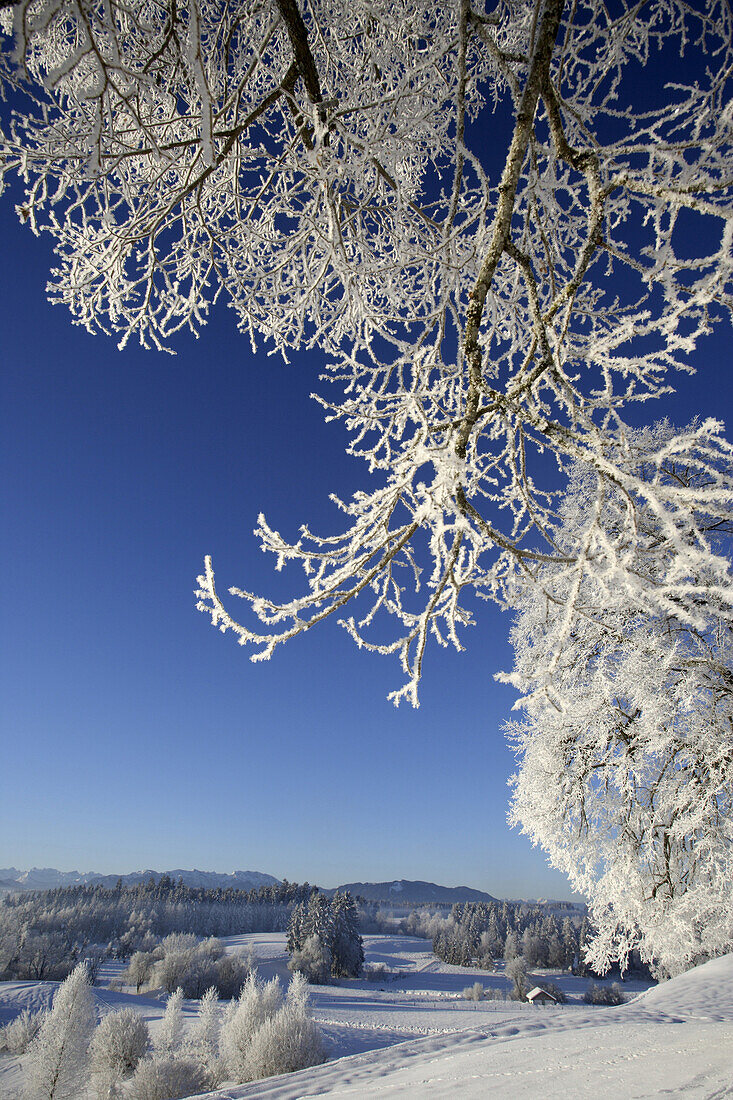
[
  {"xmin": 189, "ymin": 937, "xmax": 733, "ymax": 1099},
  {"xmin": 1, "ymin": 935, "xmax": 731, "ymax": 1098}
]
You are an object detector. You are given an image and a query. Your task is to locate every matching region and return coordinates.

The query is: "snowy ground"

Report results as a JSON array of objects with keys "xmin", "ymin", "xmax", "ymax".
[{"xmin": 1, "ymin": 935, "xmax": 731, "ymax": 1098}]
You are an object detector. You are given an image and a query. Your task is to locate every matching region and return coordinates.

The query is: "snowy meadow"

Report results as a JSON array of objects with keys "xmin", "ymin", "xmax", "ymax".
[{"xmin": 1, "ymin": 931, "xmax": 731, "ymax": 1098}]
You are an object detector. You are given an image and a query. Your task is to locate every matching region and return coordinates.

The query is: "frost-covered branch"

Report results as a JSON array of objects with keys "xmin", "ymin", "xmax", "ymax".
[{"xmin": 1, "ymin": 0, "xmax": 732, "ymax": 701}]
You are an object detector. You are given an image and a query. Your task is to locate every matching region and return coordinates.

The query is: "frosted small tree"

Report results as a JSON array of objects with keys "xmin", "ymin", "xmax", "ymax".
[
  {"xmin": 503, "ymin": 425, "xmax": 733, "ymax": 976},
  {"xmin": 153, "ymin": 987, "xmax": 184, "ymax": 1056},
  {"xmin": 505, "ymin": 956, "xmax": 529, "ymax": 1001},
  {"xmin": 127, "ymin": 1054, "xmax": 211, "ymax": 1100},
  {"xmin": 185, "ymin": 986, "xmax": 221, "ymax": 1082},
  {"xmin": 24, "ymin": 962, "xmax": 96, "ymax": 1100},
  {"xmin": 90, "ymin": 1008, "xmax": 149, "ymax": 1099},
  {"xmin": 0, "ymin": 1009, "xmax": 46, "ymax": 1055},
  {"xmin": 219, "ymin": 972, "xmax": 283, "ymax": 1083},
  {"xmin": 288, "ymin": 934, "xmax": 332, "ymax": 985},
  {"xmin": 243, "ymin": 972, "xmax": 325, "ymax": 1080},
  {"xmin": 503, "ymin": 931, "xmax": 518, "ymax": 963},
  {"xmin": 122, "ymin": 951, "xmax": 153, "ymax": 993},
  {"xmin": 213, "ymin": 952, "xmax": 249, "ymax": 999}
]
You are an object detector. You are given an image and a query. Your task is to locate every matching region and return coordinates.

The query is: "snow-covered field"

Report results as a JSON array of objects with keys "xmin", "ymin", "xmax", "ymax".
[{"xmin": 2, "ymin": 934, "xmax": 731, "ymax": 1098}]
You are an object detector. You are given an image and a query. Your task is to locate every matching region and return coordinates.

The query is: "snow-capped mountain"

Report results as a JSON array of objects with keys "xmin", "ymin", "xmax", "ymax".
[{"xmin": 0, "ymin": 868, "xmax": 280, "ymax": 892}]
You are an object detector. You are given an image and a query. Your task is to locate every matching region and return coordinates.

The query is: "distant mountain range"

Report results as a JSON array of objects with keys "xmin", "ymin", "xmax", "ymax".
[
  {"xmin": 0, "ymin": 868, "xmax": 280, "ymax": 893},
  {"xmin": 0, "ymin": 869, "xmax": 581, "ymax": 908},
  {"xmin": 329, "ymin": 880, "xmax": 499, "ymax": 905}
]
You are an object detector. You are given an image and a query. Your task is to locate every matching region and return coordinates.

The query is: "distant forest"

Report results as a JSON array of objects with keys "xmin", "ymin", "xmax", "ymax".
[
  {"xmin": 0, "ymin": 877, "xmax": 317, "ymax": 980},
  {"xmin": 0, "ymin": 876, "xmax": 642, "ymax": 985}
]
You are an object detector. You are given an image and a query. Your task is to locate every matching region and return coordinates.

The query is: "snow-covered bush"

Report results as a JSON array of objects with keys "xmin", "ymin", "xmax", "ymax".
[
  {"xmin": 212, "ymin": 953, "xmax": 249, "ymax": 999},
  {"xmin": 127, "ymin": 1055, "xmax": 211, "ymax": 1100},
  {"xmin": 463, "ymin": 982, "xmax": 485, "ymax": 1002},
  {"xmin": 583, "ymin": 982, "xmax": 626, "ymax": 1006},
  {"xmin": 159, "ymin": 934, "xmax": 199, "ymax": 956},
  {"xmin": 243, "ymin": 973, "xmax": 325, "ymax": 1079},
  {"xmin": 288, "ymin": 935, "xmax": 332, "ymax": 985},
  {"xmin": 184, "ymin": 987, "xmax": 221, "ymax": 1083},
  {"xmin": 90, "ymin": 1007, "xmax": 149, "ymax": 1091},
  {"xmin": 220, "ymin": 972, "xmax": 283, "ymax": 1082},
  {"xmin": 121, "ymin": 951, "xmax": 155, "ymax": 993},
  {"xmin": 364, "ymin": 963, "xmax": 390, "ymax": 983},
  {"xmin": 24, "ymin": 963, "xmax": 96, "ymax": 1099},
  {"xmin": 153, "ymin": 988, "xmax": 184, "ymax": 1056},
  {"xmin": 0, "ymin": 1008, "xmax": 46, "ymax": 1054},
  {"xmin": 143, "ymin": 934, "xmax": 248, "ymax": 998}
]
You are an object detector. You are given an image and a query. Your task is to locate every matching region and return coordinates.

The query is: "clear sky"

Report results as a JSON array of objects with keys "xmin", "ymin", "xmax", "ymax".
[{"xmin": 1, "ymin": 148, "xmax": 731, "ymax": 901}]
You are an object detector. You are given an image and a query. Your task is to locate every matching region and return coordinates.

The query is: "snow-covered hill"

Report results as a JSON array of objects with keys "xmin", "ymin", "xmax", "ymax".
[
  {"xmin": 187, "ymin": 950, "xmax": 733, "ymax": 1099},
  {"xmin": 331, "ymin": 880, "xmax": 500, "ymax": 904}
]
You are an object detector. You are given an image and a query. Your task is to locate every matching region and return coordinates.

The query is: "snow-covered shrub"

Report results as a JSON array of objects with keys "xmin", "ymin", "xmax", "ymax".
[
  {"xmin": 213, "ymin": 953, "xmax": 249, "ymax": 999},
  {"xmin": 90, "ymin": 1007, "xmax": 149, "ymax": 1090},
  {"xmin": 127, "ymin": 1054, "xmax": 211, "ymax": 1100},
  {"xmin": 159, "ymin": 934, "xmax": 199, "ymax": 956},
  {"xmin": 583, "ymin": 981, "xmax": 626, "ymax": 1006},
  {"xmin": 121, "ymin": 951, "xmax": 155, "ymax": 993},
  {"xmin": 151, "ymin": 952, "xmax": 196, "ymax": 996},
  {"xmin": 153, "ymin": 988, "xmax": 184, "ymax": 1055},
  {"xmin": 463, "ymin": 982, "xmax": 485, "ymax": 1001},
  {"xmin": 185, "ymin": 986, "xmax": 221, "ymax": 1082},
  {"xmin": 0, "ymin": 1009, "xmax": 46, "ymax": 1054},
  {"xmin": 24, "ymin": 963, "xmax": 96, "ymax": 1099},
  {"xmin": 143, "ymin": 935, "xmax": 247, "ymax": 998},
  {"xmin": 244, "ymin": 974, "xmax": 325, "ymax": 1080},
  {"xmin": 288, "ymin": 935, "xmax": 331, "ymax": 985},
  {"xmin": 219, "ymin": 972, "xmax": 283, "ymax": 1082},
  {"xmin": 481, "ymin": 987, "xmax": 508, "ymax": 1001},
  {"xmin": 199, "ymin": 937, "xmax": 226, "ymax": 960}
]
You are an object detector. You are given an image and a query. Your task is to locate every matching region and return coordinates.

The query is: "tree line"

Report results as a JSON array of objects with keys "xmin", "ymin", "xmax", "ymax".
[{"xmin": 421, "ymin": 901, "xmax": 650, "ymax": 978}]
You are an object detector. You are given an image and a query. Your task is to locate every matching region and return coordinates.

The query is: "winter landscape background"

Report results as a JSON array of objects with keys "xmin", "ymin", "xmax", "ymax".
[{"xmin": 2, "ymin": 0, "xmax": 733, "ymax": 1093}]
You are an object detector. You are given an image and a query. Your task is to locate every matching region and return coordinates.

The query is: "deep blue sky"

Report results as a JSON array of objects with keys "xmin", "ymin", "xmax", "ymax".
[{"xmin": 1, "ymin": 172, "xmax": 731, "ymax": 900}]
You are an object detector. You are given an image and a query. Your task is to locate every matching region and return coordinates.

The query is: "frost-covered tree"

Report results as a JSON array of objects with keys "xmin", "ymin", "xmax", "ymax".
[
  {"xmin": 243, "ymin": 972, "xmax": 325, "ymax": 1079},
  {"xmin": 0, "ymin": 1008, "xmax": 46, "ymax": 1055},
  {"xmin": 24, "ymin": 962, "xmax": 97, "ymax": 1100},
  {"xmin": 0, "ymin": 0, "xmax": 731, "ymax": 706},
  {"xmin": 288, "ymin": 933, "xmax": 332, "ymax": 985},
  {"xmin": 153, "ymin": 987, "xmax": 184, "ymax": 1056},
  {"xmin": 505, "ymin": 955, "xmax": 529, "ymax": 1000},
  {"xmin": 126, "ymin": 1054, "xmax": 211, "ymax": 1100},
  {"xmin": 503, "ymin": 424, "xmax": 733, "ymax": 976},
  {"xmin": 121, "ymin": 951, "xmax": 154, "ymax": 993},
  {"xmin": 184, "ymin": 985, "xmax": 221, "ymax": 1082},
  {"xmin": 213, "ymin": 952, "xmax": 249, "ymax": 1000},
  {"xmin": 219, "ymin": 972, "xmax": 283, "ymax": 1082},
  {"xmin": 90, "ymin": 1007, "xmax": 149, "ymax": 1098}
]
